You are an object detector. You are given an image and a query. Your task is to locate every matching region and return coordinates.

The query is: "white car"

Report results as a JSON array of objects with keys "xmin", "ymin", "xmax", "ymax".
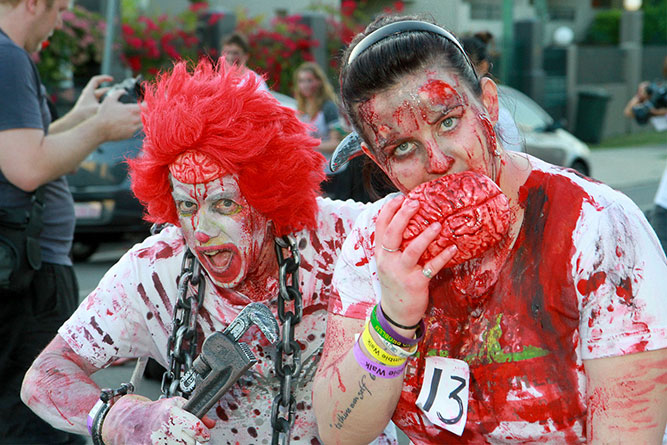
[{"xmin": 498, "ymin": 85, "xmax": 591, "ymax": 175}]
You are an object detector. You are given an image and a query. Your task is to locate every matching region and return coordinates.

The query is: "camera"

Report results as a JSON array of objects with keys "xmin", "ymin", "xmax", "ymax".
[
  {"xmin": 632, "ymin": 82, "xmax": 667, "ymax": 125},
  {"xmin": 100, "ymin": 75, "xmax": 145, "ymax": 104}
]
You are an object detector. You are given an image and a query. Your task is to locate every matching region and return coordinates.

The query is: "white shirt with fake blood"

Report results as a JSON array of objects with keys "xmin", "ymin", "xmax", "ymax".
[
  {"xmin": 59, "ymin": 197, "xmax": 384, "ymax": 444},
  {"xmin": 330, "ymin": 156, "xmax": 667, "ymax": 443}
]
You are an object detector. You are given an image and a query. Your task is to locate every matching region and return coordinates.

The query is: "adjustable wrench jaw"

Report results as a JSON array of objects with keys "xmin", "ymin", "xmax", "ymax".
[
  {"xmin": 181, "ymin": 302, "xmax": 279, "ymax": 418},
  {"xmin": 224, "ymin": 302, "xmax": 280, "ymax": 344},
  {"xmin": 182, "ymin": 332, "xmax": 256, "ymax": 418}
]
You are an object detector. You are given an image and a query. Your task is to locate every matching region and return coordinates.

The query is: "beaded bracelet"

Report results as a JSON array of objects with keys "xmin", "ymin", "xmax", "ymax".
[
  {"xmin": 372, "ymin": 303, "xmax": 425, "ymax": 347},
  {"xmin": 360, "ymin": 322, "xmax": 407, "ymax": 366},
  {"xmin": 353, "ymin": 338, "xmax": 406, "ymax": 379}
]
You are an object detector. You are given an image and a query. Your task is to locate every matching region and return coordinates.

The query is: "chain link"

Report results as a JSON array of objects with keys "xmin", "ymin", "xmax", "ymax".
[
  {"xmin": 271, "ymin": 235, "xmax": 303, "ymax": 445},
  {"xmin": 161, "ymin": 249, "xmax": 206, "ymax": 398},
  {"xmin": 159, "ymin": 236, "xmax": 302, "ymax": 444}
]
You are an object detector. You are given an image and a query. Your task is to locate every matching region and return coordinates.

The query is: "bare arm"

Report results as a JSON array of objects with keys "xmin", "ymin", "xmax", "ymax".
[
  {"xmin": 0, "ymin": 88, "xmax": 141, "ymax": 191},
  {"xmin": 313, "ymin": 314, "xmax": 408, "ymax": 444},
  {"xmin": 22, "ymin": 335, "xmax": 212, "ymax": 444},
  {"xmin": 21, "ymin": 335, "xmax": 102, "ymax": 434},
  {"xmin": 48, "ymin": 75, "xmax": 113, "ymax": 134},
  {"xmin": 584, "ymin": 348, "xmax": 667, "ymax": 444},
  {"xmin": 314, "ymin": 196, "xmax": 457, "ymax": 444}
]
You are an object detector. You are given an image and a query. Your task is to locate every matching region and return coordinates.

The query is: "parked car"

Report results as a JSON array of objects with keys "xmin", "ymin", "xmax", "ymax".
[
  {"xmin": 67, "ymin": 134, "xmax": 150, "ymax": 261},
  {"xmin": 498, "ymin": 85, "xmax": 591, "ymax": 175}
]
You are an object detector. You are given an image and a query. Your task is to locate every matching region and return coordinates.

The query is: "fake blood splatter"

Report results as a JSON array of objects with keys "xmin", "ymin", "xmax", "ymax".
[{"xmin": 393, "ymin": 170, "xmax": 597, "ymax": 442}]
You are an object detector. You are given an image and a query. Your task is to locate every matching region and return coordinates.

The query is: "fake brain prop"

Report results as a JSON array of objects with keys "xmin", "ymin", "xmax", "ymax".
[{"xmin": 401, "ymin": 171, "xmax": 511, "ymax": 266}]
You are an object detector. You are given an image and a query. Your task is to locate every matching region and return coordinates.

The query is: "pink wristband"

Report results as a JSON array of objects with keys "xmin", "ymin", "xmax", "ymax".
[{"xmin": 353, "ymin": 338, "xmax": 406, "ymax": 379}]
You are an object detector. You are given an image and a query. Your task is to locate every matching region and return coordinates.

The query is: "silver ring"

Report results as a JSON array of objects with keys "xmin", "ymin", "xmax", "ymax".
[
  {"xmin": 422, "ymin": 267, "xmax": 433, "ymax": 279},
  {"xmin": 381, "ymin": 245, "xmax": 399, "ymax": 253}
]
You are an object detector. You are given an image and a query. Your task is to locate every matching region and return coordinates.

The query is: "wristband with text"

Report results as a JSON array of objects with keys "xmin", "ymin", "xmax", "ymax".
[
  {"xmin": 353, "ymin": 338, "xmax": 406, "ymax": 379},
  {"xmin": 375, "ymin": 303, "xmax": 425, "ymax": 346},
  {"xmin": 361, "ymin": 322, "xmax": 407, "ymax": 366}
]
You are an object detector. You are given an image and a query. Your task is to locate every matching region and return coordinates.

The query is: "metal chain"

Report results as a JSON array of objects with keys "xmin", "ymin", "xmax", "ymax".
[
  {"xmin": 271, "ymin": 235, "xmax": 303, "ymax": 445},
  {"xmin": 161, "ymin": 248, "xmax": 206, "ymax": 398}
]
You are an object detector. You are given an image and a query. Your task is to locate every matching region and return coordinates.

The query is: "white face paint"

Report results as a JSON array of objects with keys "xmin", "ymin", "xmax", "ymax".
[{"xmin": 170, "ymin": 174, "xmax": 269, "ymax": 288}]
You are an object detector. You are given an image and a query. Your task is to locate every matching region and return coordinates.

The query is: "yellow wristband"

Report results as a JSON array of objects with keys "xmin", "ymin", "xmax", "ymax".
[{"xmin": 361, "ymin": 322, "xmax": 407, "ymax": 366}]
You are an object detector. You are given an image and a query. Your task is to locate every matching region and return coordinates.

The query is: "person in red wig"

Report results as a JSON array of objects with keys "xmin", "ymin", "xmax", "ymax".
[{"xmin": 20, "ymin": 60, "xmax": 382, "ymax": 444}]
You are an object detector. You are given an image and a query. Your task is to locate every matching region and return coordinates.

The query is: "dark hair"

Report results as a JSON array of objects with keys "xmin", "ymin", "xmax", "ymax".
[
  {"xmin": 340, "ymin": 15, "xmax": 481, "ymax": 140},
  {"xmin": 221, "ymin": 32, "xmax": 250, "ymax": 54},
  {"xmin": 461, "ymin": 36, "xmax": 488, "ymax": 66}
]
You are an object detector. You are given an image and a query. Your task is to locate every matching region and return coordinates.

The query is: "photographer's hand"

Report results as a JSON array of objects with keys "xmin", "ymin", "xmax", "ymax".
[
  {"xmin": 49, "ymin": 75, "xmax": 114, "ymax": 134},
  {"xmin": 91, "ymin": 88, "xmax": 143, "ymax": 141}
]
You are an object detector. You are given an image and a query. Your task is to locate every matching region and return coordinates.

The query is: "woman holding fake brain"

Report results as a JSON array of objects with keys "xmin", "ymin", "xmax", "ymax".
[{"xmin": 312, "ymin": 14, "xmax": 667, "ymax": 444}]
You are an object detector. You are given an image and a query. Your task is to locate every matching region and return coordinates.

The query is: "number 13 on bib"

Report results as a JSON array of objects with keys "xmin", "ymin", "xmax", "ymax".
[{"xmin": 415, "ymin": 356, "xmax": 470, "ymax": 436}]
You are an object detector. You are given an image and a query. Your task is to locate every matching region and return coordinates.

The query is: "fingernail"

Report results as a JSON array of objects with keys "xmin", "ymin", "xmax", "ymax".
[{"xmin": 430, "ymin": 222, "xmax": 441, "ymax": 231}]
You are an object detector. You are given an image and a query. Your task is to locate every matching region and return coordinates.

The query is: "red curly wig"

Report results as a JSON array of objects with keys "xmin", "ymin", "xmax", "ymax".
[{"xmin": 128, "ymin": 60, "xmax": 325, "ymax": 237}]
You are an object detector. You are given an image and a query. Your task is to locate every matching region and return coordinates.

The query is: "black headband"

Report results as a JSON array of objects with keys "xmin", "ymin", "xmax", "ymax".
[
  {"xmin": 331, "ymin": 21, "xmax": 479, "ymax": 173},
  {"xmin": 346, "ymin": 20, "xmax": 478, "ymax": 80}
]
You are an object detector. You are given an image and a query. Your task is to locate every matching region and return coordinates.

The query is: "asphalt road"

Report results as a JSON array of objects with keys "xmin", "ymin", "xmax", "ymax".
[{"xmin": 71, "ymin": 144, "xmax": 666, "ymax": 443}]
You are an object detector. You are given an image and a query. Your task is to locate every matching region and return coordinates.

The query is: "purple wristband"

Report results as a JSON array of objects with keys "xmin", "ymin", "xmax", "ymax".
[
  {"xmin": 376, "ymin": 303, "xmax": 425, "ymax": 346},
  {"xmin": 353, "ymin": 339, "xmax": 406, "ymax": 379}
]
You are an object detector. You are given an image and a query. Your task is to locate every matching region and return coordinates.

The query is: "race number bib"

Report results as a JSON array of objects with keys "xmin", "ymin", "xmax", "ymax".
[{"xmin": 415, "ymin": 356, "xmax": 470, "ymax": 436}]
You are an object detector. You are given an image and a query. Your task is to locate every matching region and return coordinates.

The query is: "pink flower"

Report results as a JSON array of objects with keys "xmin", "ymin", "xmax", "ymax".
[
  {"xmin": 188, "ymin": 2, "xmax": 209, "ymax": 13},
  {"xmin": 341, "ymin": 0, "xmax": 356, "ymax": 17},
  {"xmin": 121, "ymin": 24, "xmax": 134, "ymax": 35},
  {"xmin": 127, "ymin": 55, "xmax": 142, "ymax": 72},
  {"xmin": 208, "ymin": 12, "xmax": 224, "ymax": 26}
]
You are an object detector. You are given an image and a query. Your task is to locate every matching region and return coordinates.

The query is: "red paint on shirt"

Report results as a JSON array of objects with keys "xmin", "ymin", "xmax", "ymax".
[
  {"xmin": 577, "ymin": 271, "xmax": 607, "ymax": 296},
  {"xmin": 393, "ymin": 169, "xmax": 593, "ymax": 442}
]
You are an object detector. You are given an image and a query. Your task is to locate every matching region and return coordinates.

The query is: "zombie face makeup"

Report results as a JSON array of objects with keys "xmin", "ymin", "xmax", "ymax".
[
  {"xmin": 169, "ymin": 152, "xmax": 270, "ymax": 289},
  {"xmin": 356, "ymin": 64, "xmax": 499, "ymax": 192}
]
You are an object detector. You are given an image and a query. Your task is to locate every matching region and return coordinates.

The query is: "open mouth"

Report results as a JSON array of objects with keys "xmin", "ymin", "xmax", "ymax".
[{"xmin": 199, "ymin": 248, "xmax": 233, "ymax": 271}]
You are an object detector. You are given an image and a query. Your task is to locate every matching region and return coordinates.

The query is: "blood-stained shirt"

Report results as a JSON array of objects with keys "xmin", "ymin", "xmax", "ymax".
[
  {"xmin": 60, "ymin": 197, "xmax": 371, "ymax": 444},
  {"xmin": 330, "ymin": 157, "xmax": 667, "ymax": 443}
]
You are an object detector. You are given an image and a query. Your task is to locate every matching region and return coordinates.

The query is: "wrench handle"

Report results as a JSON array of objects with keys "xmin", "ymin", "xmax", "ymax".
[{"xmin": 183, "ymin": 342, "xmax": 256, "ymax": 418}]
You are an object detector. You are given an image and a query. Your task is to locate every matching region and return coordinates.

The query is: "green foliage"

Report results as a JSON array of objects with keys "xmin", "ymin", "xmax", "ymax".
[
  {"xmin": 584, "ymin": 0, "xmax": 667, "ymax": 45},
  {"xmin": 584, "ymin": 9, "xmax": 621, "ymax": 45},
  {"xmin": 643, "ymin": 0, "xmax": 667, "ymax": 44}
]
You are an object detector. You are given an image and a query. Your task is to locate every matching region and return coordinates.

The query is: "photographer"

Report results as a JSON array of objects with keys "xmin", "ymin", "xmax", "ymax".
[
  {"xmin": 622, "ymin": 58, "xmax": 667, "ymax": 255},
  {"xmin": 623, "ymin": 80, "xmax": 667, "ymax": 130},
  {"xmin": 0, "ymin": 0, "xmax": 142, "ymax": 443}
]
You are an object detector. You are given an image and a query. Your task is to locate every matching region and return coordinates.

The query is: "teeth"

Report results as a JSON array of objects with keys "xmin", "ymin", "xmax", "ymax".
[{"xmin": 203, "ymin": 250, "xmax": 220, "ymax": 256}]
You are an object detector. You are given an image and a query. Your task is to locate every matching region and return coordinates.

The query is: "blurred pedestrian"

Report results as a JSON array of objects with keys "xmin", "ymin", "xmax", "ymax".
[
  {"xmin": 21, "ymin": 60, "xmax": 397, "ymax": 444},
  {"xmin": 623, "ymin": 56, "xmax": 667, "ymax": 254},
  {"xmin": 0, "ymin": 0, "xmax": 142, "ymax": 443},
  {"xmin": 462, "ymin": 32, "xmax": 523, "ymax": 152},
  {"xmin": 293, "ymin": 61, "xmax": 345, "ymax": 197},
  {"xmin": 220, "ymin": 31, "xmax": 268, "ymax": 91}
]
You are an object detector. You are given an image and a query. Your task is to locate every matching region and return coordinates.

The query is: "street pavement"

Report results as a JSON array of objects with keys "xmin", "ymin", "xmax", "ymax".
[
  {"xmin": 74, "ymin": 142, "xmax": 666, "ymax": 444},
  {"xmin": 588, "ymin": 143, "xmax": 666, "ymax": 211}
]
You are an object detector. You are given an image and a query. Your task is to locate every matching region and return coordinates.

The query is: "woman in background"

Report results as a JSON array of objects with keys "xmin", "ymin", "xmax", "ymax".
[{"xmin": 293, "ymin": 62, "xmax": 344, "ymax": 197}]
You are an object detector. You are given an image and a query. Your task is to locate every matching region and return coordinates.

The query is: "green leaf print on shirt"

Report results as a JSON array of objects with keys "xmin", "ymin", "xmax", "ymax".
[{"xmin": 422, "ymin": 314, "xmax": 550, "ymax": 365}]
